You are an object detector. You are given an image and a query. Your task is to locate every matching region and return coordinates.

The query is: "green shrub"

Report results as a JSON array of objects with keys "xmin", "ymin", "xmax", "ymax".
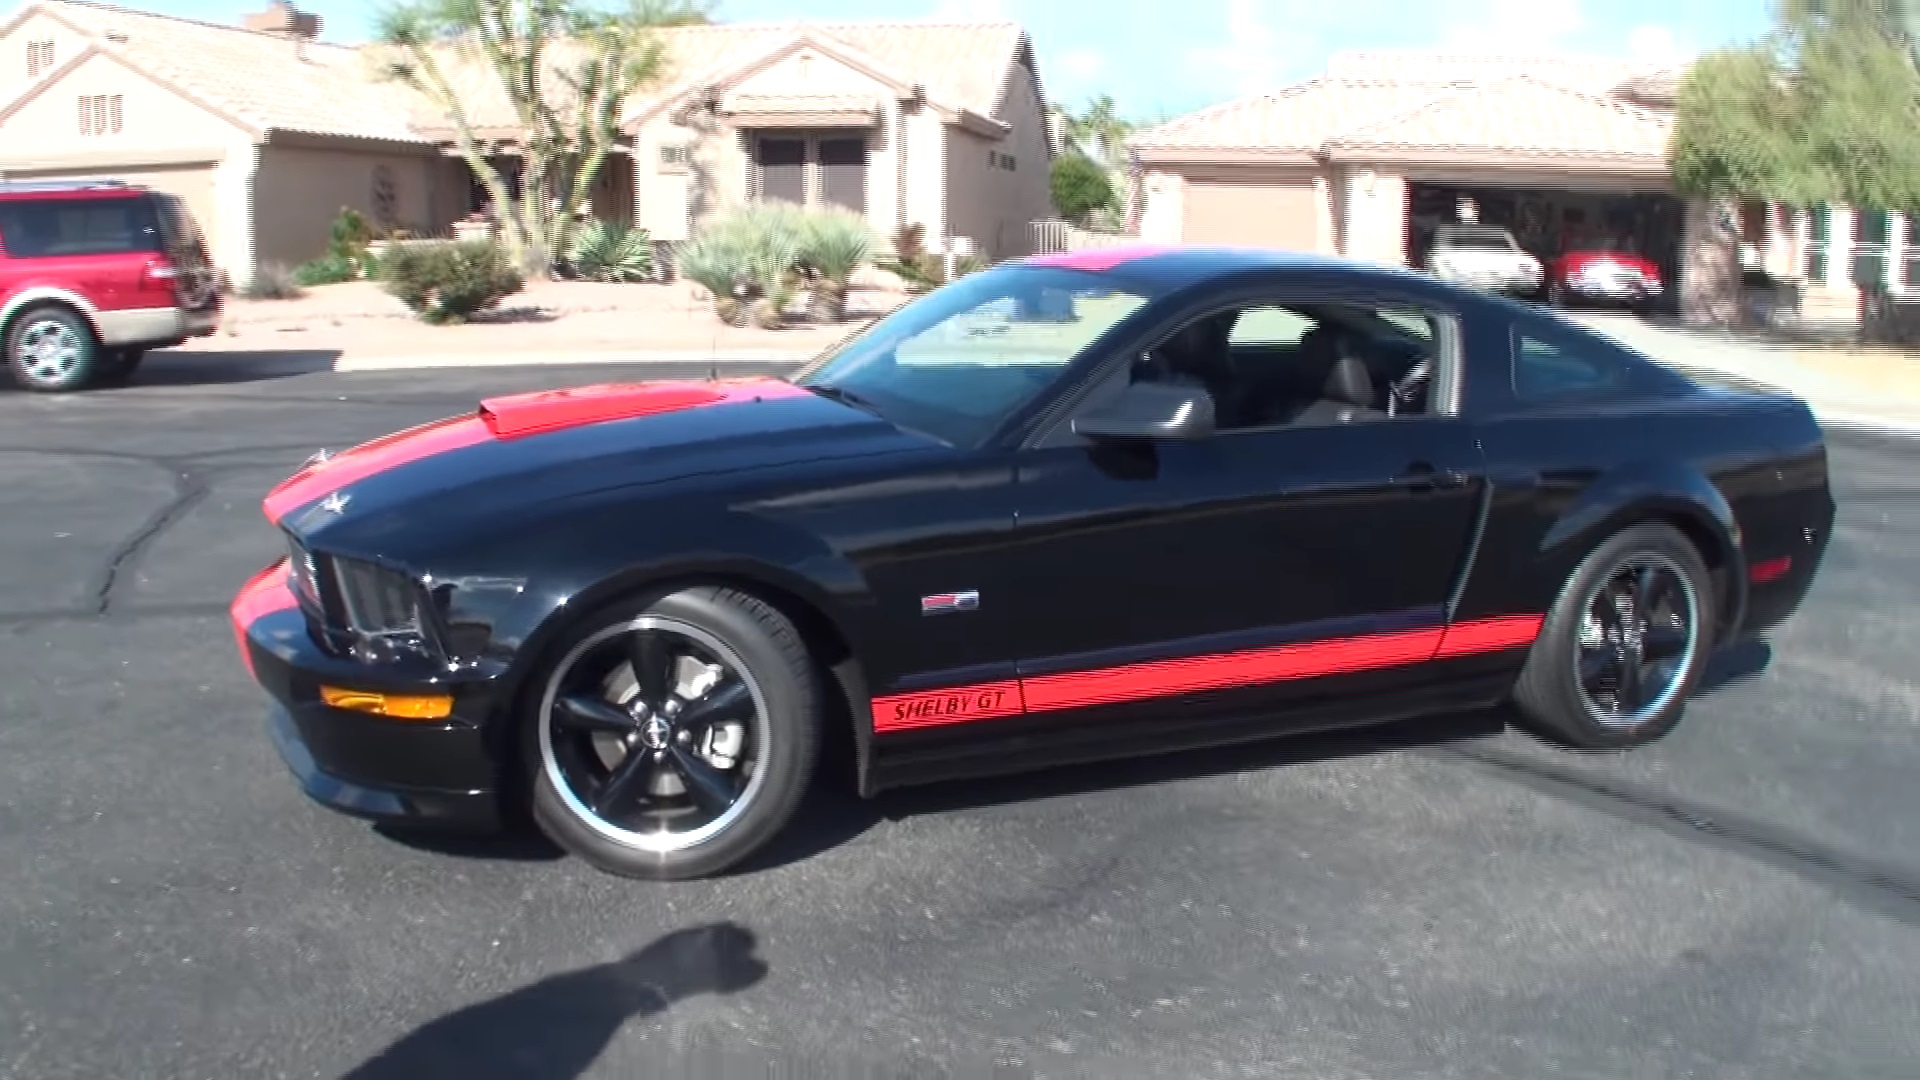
[
  {"xmin": 796, "ymin": 207, "xmax": 874, "ymax": 322},
  {"xmin": 1050, "ymin": 151, "xmax": 1113, "ymax": 225},
  {"xmin": 238, "ymin": 262, "xmax": 305, "ymax": 300},
  {"xmin": 328, "ymin": 207, "xmax": 375, "ymax": 263},
  {"xmin": 568, "ymin": 221, "xmax": 656, "ymax": 282},
  {"xmin": 876, "ymin": 223, "xmax": 943, "ymax": 292},
  {"xmin": 676, "ymin": 203, "xmax": 812, "ymax": 326},
  {"xmin": 377, "ymin": 239, "xmax": 524, "ymax": 325},
  {"xmin": 293, "ymin": 254, "xmax": 356, "ymax": 287}
]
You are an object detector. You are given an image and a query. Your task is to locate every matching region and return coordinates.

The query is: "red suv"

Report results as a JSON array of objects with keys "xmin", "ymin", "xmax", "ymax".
[{"xmin": 0, "ymin": 180, "xmax": 221, "ymax": 391}]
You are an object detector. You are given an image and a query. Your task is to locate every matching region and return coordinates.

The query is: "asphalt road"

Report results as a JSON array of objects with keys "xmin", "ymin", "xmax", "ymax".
[{"xmin": 2, "ymin": 351, "xmax": 1918, "ymax": 1080}]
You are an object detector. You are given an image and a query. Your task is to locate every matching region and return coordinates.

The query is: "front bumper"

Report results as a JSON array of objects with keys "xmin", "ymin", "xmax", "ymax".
[{"xmin": 231, "ymin": 560, "xmax": 506, "ymax": 832}]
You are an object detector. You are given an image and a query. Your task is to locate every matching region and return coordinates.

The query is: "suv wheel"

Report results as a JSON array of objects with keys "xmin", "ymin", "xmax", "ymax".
[{"xmin": 7, "ymin": 306, "xmax": 99, "ymax": 392}]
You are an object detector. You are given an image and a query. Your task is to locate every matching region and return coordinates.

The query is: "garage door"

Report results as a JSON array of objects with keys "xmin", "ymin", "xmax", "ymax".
[
  {"xmin": 5, "ymin": 163, "xmax": 219, "ymax": 257},
  {"xmin": 1183, "ymin": 178, "xmax": 1320, "ymax": 251}
]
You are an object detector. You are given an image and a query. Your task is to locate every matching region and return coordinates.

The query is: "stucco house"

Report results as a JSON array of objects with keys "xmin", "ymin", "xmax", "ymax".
[
  {"xmin": 1128, "ymin": 51, "xmax": 1864, "ymax": 322},
  {"xmin": 0, "ymin": 0, "xmax": 1055, "ymax": 285}
]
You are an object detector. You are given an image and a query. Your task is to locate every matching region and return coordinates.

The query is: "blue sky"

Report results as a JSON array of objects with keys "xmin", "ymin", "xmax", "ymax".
[{"xmin": 175, "ymin": 0, "xmax": 1775, "ymax": 118}]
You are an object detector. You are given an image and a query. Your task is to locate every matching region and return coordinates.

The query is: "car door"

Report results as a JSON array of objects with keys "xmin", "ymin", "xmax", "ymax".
[{"xmin": 1002, "ymin": 289, "xmax": 1488, "ymax": 739}]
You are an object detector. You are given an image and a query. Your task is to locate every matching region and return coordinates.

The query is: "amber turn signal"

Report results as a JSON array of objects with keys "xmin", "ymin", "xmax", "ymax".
[{"xmin": 319, "ymin": 685, "xmax": 454, "ymax": 720}]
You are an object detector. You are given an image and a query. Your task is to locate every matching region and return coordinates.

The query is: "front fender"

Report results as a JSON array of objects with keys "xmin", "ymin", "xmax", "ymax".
[{"xmin": 1538, "ymin": 459, "xmax": 1747, "ymax": 633}]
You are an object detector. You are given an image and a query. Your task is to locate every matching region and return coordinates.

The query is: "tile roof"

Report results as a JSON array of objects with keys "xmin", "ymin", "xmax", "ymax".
[
  {"xmin": 723, "ymin": 93, "xmax": 883, "ymax": 115},
  {"xmin": 1131, "ymin": 68, "xmax": 1675, "ymax": 165},
  {"xmin": 376, "ymin": 19, "xmax": 1028, "ymax": 136},
  {"xmin": 11, "ymin": 4, "xmax": 1028, "ymax": 143},
  {"xmin": 1129, "ymin": 79, "xmax": 1451, "ymax": 154},
  {"xmin": 1324, "ymin": 75, "xmax": 1673, "ymax": 160},
  {"xmin": 32, "ymin": 0, "xmax": 424, "ymax": 142},
  {"xmin": 1324, "ymin": 50, "xmax": 1652, "ymax": 94}
]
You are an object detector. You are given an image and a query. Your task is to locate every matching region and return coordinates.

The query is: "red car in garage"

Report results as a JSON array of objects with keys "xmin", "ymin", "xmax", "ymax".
[{"xmin": 1544, "ymin": 244, "xmax": 1665, "ymax": 313}]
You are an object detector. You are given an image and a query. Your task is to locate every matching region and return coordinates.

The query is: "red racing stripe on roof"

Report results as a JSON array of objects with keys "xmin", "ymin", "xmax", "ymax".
[{"xmin": 1025, "ymin": 244, "xmax": 1181, "ymax": 271}]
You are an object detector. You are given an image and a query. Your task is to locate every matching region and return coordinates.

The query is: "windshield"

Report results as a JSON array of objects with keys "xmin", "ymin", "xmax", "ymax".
[
  {"xmin": 1436, "ymin": 227, "xmax": 1517, "ymax": 251},
  {"xmin": 792, "ymin": 264, "xmax": 1156, "ymax": 446}
]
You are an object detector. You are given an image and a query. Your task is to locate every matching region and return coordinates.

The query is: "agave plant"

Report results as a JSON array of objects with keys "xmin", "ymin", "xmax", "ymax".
[
  {"xmin": 567, "ymin": 220, "xmax": 656, "ymax": 282},
  {"xmin": 797, "ymin": 208, "xmax": 874, "ymax": 322}
]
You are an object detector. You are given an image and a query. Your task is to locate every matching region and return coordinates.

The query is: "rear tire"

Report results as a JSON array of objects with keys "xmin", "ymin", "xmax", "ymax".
[
  {"xmin": 1511, "ymin": 523, "xmax": 1714, "ymax": 750},
  {"xmin": 6, "ymin": 306, "xmax": 99, "ymax": 392},
  {"xmin": 523, "ymin": 585, "xmax": 821, "ymax": 880}
]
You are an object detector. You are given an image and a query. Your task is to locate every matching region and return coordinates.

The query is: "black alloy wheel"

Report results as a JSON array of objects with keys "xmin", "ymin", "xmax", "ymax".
[
  {"xmin": 1512, "ymin": 523, "xmax": 1714, "ymax": 749},
  {"xmin": 525, "ymin": 586, "xmax": 821, "ymax": 880}
]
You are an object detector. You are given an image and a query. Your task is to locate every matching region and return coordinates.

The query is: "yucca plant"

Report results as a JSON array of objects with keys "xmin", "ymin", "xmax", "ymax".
[
  {"xmin": 674, "ymin": 227, "xmax": 755, "ymax": 326},
  {"xmin": 797, "ymin": 207, "xmax": 874, "ymax": 322},
  {"xmin": 568, "ymin": 220, "xmax": 656, "ymax": 282}
]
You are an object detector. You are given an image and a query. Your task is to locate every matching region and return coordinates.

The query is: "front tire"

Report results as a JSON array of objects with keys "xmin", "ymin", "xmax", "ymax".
[
  {"xmin": 7, "ymin": 306, "xmax": 100, "ymax": 392},
  {"xmin": 1511, "ymin": 523, "xmax": 1714, "ymax": 749},
  {"xmin": 523, "ymin": 586, "xmax": 821, "ymax": 880}
]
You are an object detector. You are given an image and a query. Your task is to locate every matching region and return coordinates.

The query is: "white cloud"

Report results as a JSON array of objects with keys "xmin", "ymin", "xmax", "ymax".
[
  {"xmin": 1437, "ymin": 0, "xmax": 1586, "ymax": 52},
  {"xmin": 928, "ymin": 0, "xmax": 1008, "ymax": 20},
  {"xmin": 1626, "ymin": 24, "xmax": 1691, "ymax": 67},
  {"xmin": 1057, "ymin": 47, "xmax": 1106, "ymax": 82},
  {"xmin": 1181, "ymin": 0, "xmax": 1296, "ymax": 98}
]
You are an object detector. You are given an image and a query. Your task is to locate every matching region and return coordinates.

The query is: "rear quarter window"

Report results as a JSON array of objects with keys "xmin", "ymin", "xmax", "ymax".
[
  {"xmin": 1511, "ymin": 322, "xmax": 1689, "ymax": 403},
  {"xmin": 0, "ymin": 197, "xmax": 162, "ymax": 258}
]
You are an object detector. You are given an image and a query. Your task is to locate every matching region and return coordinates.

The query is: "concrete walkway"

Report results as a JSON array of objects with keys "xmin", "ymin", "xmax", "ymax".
[{"xmin": 1571, "ymin": 314, "xmax": 1920, "ymax": 433}]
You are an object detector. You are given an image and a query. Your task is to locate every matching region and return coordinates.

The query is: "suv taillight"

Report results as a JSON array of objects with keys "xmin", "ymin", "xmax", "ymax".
[{"xmin": 139, "ymin": 257, "xmax": 178, "ymax": 294}]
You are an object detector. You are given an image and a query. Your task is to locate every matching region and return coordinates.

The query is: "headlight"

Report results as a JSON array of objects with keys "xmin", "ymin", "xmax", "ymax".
[
  {"xmin": 285, "ymin": 534, "xmax": 322, "ymax": 608},
  {"xmin": 332, "ymin": 556, "xmax": 438, "ymax": 663}
]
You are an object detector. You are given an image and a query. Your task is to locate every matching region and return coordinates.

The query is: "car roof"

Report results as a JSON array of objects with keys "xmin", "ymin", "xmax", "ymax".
[
  {"xmin": 0, "ymin": 181, "xmax": 149, "ymax": 202},
  {"xmin": 1022, "ymin": 244, "xmax": 1445, "ymax": 293}
]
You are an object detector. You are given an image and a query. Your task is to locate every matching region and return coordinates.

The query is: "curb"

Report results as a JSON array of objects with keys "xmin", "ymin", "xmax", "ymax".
[{"xmin": 332, "ymin": 350, "xmax": 817, "ymax": 373}]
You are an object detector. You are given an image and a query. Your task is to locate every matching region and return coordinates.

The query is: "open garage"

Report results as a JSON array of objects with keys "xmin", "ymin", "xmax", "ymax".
[{"xmin": 1406, "ymin": 181, "xmax": 1686, "ymax": 309}]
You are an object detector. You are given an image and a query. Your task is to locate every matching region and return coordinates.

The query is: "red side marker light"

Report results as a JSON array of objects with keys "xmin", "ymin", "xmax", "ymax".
[{"xmin": 1749, "ymin": 556, "xmax": 1792, "ymax": 584}]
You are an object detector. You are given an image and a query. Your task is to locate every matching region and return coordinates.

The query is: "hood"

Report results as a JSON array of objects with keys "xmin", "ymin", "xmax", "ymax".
[{"xmin": 266, "ymin": 377, "xmax": 928, "ymax": 551}]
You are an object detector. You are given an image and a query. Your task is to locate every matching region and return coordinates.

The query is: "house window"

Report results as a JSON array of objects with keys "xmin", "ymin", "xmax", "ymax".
[
  {"xmin": 77, "ymin": 94, "xmax": 122, "ymax": 136},
  {"xmin": 750, "ymin": 133, "xmax": 867, "ymax": 215},
  {"xmin": 26, "ymin": 40, "xmax": 55, "ymax": 77}
]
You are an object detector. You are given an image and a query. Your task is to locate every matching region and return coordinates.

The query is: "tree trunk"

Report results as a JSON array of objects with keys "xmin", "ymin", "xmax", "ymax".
[{"xmin": 1679, "ymin": 197, "xmax": 1743, "ymax": 327}]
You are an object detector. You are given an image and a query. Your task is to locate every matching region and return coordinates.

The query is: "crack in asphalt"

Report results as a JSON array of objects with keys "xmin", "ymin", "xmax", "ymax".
[
  {"xmin": 1434, "ymin": 743, "xmax": 1920, "ymax": 927},
  {"xmin": 89, "ymin": 462, "xmax": 209, "ymax": 616}
]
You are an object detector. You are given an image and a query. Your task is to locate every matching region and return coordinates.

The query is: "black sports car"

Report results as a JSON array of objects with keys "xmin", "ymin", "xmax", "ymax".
[{"xmin": 233, "ymin": 245, "xmax": 1835, "ymax": 880}]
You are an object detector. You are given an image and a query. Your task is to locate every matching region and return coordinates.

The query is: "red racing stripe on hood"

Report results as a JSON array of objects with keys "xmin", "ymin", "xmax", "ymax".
[{"xmin": 261, "ymin": 377, "xmax": 804, "ymax": 523}]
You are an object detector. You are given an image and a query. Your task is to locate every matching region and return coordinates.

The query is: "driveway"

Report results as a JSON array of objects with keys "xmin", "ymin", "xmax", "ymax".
[{"xmin": 3, "ymin": 356, "xmax": 1919, "ymax": 1079}]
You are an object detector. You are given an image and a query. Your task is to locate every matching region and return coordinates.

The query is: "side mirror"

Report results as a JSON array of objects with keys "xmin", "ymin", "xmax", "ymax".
[{"xmin": 1071, "ymin": 380, "xmax": 1216, "ymax": 441}]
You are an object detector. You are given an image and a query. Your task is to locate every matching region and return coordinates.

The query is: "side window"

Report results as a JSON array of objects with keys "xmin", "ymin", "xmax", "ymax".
[
  {"xmin": 1123, "ymin": 297, "xmax": 1446, "ymax": 433},
  {"xmin": 1226, "ymin": 305, "xmax": 1313, "ymax": 346},
  {"xmin": 1513, "ymin": 331, "xmax": 1636, "ymax": 401}
]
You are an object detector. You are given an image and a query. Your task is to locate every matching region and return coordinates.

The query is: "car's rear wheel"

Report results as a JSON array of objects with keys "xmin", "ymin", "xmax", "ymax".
[
  {"xmin": 6, "ymin": 306, "xmax": 99, "ymax": 392},
  {"xmin": 524, "ymin": 586, "xmax": 821, "ymax": 880},
  {"xmin": 1512, "ymin": 523, "xmax": 1714, "ymax": 749}
]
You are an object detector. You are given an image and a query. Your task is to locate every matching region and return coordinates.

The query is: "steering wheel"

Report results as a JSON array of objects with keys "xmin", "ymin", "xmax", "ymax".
[{"xmin": 1387, "ymin": 357, "xmax": 1432, "ymax": 417}]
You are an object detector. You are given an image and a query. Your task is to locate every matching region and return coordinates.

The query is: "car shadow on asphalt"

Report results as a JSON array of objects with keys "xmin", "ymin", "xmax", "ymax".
[
  {"xmin": 108, "ymin": 348, "xmax": 341, "ymax": 387},
  {"xmin": 336, "ymin": 921, "xmax": 767, "ymax": 1080}
]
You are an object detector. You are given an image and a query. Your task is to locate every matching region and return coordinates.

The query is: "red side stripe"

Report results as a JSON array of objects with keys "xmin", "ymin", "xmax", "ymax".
[
  {"xmin": 869, "ymin": 615, "xmax": 1544, "ymax": 735},
  {"xmin": 1433, "ymin": 614, "xmax": 1544, "ymax": 658},
  {"xmin": 1022, "ymin": 627, "xmax": 1442, "ymax": 713},
  {"xmin": 230, "ymin": 558, "xmax": 297, "ymax": 677}
]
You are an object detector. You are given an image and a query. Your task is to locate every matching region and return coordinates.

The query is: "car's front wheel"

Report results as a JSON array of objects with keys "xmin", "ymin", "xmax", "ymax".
[
  {"xmin": 6, "ymin": 306, "xmax": 99, "ymax": 392},
  {"xmin": 523, "ymin": 586, "xmax": 821, "ymax": 880},
  {"xmin": 1511, "ymin": 523, "xmax": 1714, "ymax": 749}
]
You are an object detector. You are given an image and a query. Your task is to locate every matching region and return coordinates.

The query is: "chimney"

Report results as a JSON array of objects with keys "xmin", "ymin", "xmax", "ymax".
[{"xmin": 243, "ymin": 2, "xmax": 321, "ymax": 42}]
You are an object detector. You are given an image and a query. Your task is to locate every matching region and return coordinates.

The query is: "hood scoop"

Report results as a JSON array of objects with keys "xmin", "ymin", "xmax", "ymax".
[{"xmin": 478, "ymin": 379, "xmax": 791, "ymax": 439}]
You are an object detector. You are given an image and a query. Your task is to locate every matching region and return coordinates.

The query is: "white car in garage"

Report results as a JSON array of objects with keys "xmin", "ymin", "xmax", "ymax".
[{"xmin": 1422, "ymin": 224, "xmax": 1543, "ymax": 297}]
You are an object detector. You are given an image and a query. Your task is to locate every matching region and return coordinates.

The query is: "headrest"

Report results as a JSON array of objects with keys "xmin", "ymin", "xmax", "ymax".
[{"xmin": 1323, "ymin": 354, "xmax": 1375, "ymax": 408}]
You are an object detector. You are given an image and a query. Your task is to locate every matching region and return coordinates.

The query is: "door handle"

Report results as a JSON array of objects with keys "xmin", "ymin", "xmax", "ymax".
[{"xmin": 1395, "ymin": 462, "xmax": 1470, "ymax": 491}]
